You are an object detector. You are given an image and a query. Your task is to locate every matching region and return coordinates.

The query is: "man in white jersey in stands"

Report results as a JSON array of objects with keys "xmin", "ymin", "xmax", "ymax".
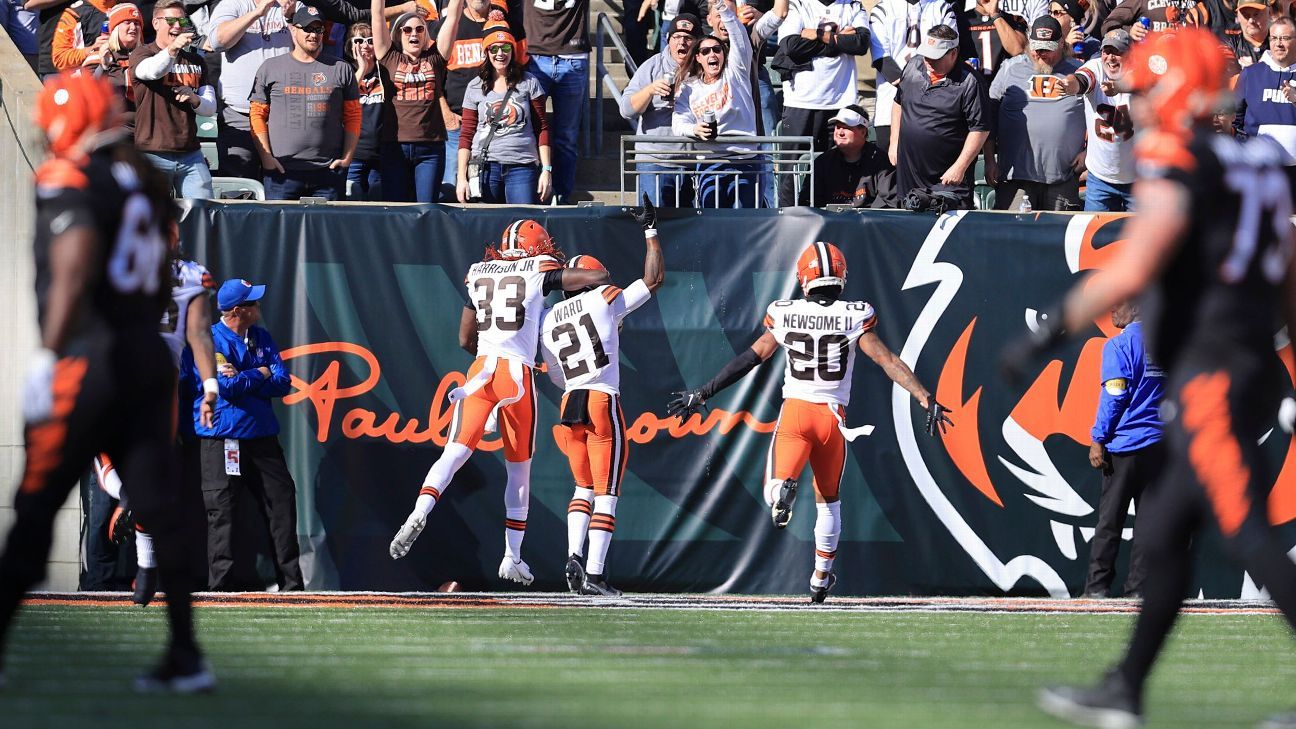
[
  {"xmin": 667, "ymin": 241, "xmax": 952, "ymax": 603},
  {"xmin": 540, "ymin": 199, "xmax": 664, "ymax": 597},
  {"xmin": 99, "ymin": 217, "xmax": 219, "ymax": 606},
  {"xmin": 389, "ymin": 219, "xmax": 613, "ymax": 585},
  {"xmin": 1061, "ymin": 28, "xmax": 1136, "ymax": 212}
]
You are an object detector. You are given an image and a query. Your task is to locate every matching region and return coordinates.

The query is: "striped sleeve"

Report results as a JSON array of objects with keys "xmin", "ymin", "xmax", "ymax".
[
  {"xmin": 600, "ymin": 285, "xmax": 623, "ymax": 304},
  {"xmin": 539, "ymin": 260, "xmax": 562, "ymax": 272},
  {"xmin": 859, "ymin": 303, "xmax": 878, "ymax": 333}
]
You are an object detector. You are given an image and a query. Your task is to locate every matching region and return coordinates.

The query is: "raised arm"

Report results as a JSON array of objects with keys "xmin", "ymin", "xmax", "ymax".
[
  {"xmin": 435, "ymin": 0, "xmax": 465, "ymax": 59},
  {"xmin": 630, "ymin": 194, "xmax": 664, "ymax": 293},
  {"xmin": 373, "ymin": 0, "xmax": 393, "ymax": 59}
]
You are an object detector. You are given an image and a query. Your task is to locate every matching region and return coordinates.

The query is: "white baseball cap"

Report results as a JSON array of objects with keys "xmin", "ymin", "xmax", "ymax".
[
  {"xmin": 917, "ymin": 34, "xmax": 959, "ymax": 60},
  {"xmin": 829, "ymin": 105, "xmax": 869, "ymax": 128}
]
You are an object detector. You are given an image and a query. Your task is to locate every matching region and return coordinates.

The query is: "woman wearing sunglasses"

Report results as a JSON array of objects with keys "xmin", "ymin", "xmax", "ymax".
[
  {"xmin": 456, "ymin": 28, "xmax": 552, "ymax": 203},
  {"xmin": 371, "ymin": 0, "xmax": 465, "ymax": 202},
  {"xmin": 671, "ymin": 0, "xmax": 761, "ymax": 207},
  {"xmin": 344, "ymin": 23, "xmax": 386, "ymax": 199}
]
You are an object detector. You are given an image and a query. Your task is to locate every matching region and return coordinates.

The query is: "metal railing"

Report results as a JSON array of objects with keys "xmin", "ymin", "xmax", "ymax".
[
  {"xmin": 620, "ymin": 135, "xmax": 816, "ymax": 208},
  {"xmin": 592, "ymin": 12, "xmax": 637, "ymax": 157}
]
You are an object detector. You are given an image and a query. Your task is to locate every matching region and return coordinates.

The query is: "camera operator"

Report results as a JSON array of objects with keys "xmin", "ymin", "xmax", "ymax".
[{"xmin": 130, "ymin": 0, "xmax": 215, "ymax": 198}]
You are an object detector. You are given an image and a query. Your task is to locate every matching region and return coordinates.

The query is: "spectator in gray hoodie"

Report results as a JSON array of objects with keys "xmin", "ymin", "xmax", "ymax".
[{"xmin": 620, "ymin": 12, "xmax": 703, "ymax": 206}]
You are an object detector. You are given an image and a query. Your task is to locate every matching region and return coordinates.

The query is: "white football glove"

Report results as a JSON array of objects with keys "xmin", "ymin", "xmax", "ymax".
[{"xmin": 22, "ymin": 349, "xmax": 57, "ymax": 424}]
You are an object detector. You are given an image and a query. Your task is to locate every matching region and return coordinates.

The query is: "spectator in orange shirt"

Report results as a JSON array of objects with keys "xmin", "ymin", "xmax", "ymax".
[
  {"xmin": 51, "ymin": 0, "xmax": 113, "ymax": 70},
  {"xmin": 249, "ymin": 4, "xmax": 361, "ymax": 200}
]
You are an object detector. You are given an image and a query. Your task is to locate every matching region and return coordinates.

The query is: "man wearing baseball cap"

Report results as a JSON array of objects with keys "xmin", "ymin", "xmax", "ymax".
[
  {"xmin": 985, "ymin": 14, "xmax": 1086, "ymax": 210},
  {"xmin": 799, "ymin": 104, "xmax": 896, "ymax": 207},
  {"xmin": 1234, "ymin": 16, "xmax": 1296, "ymax": 159},
  {"xmin": 1061, "ymin": 27, "xmax": 1136, "ymax": 211},
  {"xmin": 1227, "ymin": 0, "xmax": 1271, "ymax": 68},
  {"xmin": 620, "ymin": 12, "xmax": 704, "ymax": 205},
  {"xmin": 890, "ymin": 24, "xmax": 990, "ymax": 208},
  {"xmin": 195, "ymin": 280, "xmax": 303, "ymax": 592}
]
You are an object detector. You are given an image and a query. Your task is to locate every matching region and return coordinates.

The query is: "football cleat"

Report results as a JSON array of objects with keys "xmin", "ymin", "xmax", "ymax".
[
  {"xmin": 771, "ymin": 479, "xmax": 797, "ymax": 529},
  {"xmin": 1037, "ymin": 670, "xmax": 1143, "ymax": 729},
  {"xmin": 389, "ymin": 513, "xmax": 426, "ymax": 560},
  {"xmin": 581, "ymin": 574, "xmax": 623, "ymax": 597},
  {"xmin": 133, "ymin": 655, "xmax": 216, "ymax": 695},
  {"xmin": 565, "ymin": 554, "xmax": 586, "ymax": 594},
  {"xmin": 108, "ymin": 506, "xmax": 134, "ymax": 545},
  {"xmin": 132, "ymin": 567, "xmax": 158, "ymax": 606},
  {"xmin": 498, "ymin": 556, "xmax": 534, "ymax": 585},
  {"xmin": 809, "ymin": 572, "xmax": 836, "ymax": 604}
]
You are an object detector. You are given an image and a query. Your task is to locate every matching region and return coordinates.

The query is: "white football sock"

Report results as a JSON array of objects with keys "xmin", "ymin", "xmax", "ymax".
[
  {"xmin": 503, "ymin": 459, "xmax": 532, "ymax": 560},
  {"xmin": 136, "ymin": 531, "xmax": 156, "ymax": 569},
  {"xmin": 586, "ymin": 495, "xmax": 618, "ymax": 576},
  {"xmin": 567, "ymin": 486, "xmax": 594, "ymax": 557},
  {"xmin": 813, "ymin": 501, "xmax": 841, "ymax": 575},
  {"xmin": 415, "ymin": 442, "xmax": 473, "ymax": 516}
]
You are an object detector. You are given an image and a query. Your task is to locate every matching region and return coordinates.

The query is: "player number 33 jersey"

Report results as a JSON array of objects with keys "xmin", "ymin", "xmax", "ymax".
[
  {"xmin": 540, "ymin": 280, "xmax": 652, "ymax": 394},
  {"xmin": 465, "ymin": 254, "xmax": 562, "ymax": 364},
  {"xmin": 765, "ymin": 298, "xmax": 877, "ymax": 406}
]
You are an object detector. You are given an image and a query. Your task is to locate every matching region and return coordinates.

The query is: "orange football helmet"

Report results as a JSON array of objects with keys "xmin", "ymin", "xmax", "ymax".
[
  {"xmin": 496, "ymin": 219, "xmax": 558, "ymax": 260},
  {"xmin": 34, "ymin": 71, "xmax": 122, "ymax": 159},
  {"xmin": 563, "ymin": 254, "xmax": 606, "ymax": 297},
  {"xmin": 1124, "ymin": 28, "xmax": 1229, "ymax": 133},
  {"xmin": 796, "ymin": 242, "xmax": 847, "ymax": 294}
]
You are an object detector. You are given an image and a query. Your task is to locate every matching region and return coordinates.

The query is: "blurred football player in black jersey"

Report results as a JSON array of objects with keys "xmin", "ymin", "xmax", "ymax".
[
  {"xmin": 0, "ymin": 71, "xmax": 212, "ymax": 693},
  {"xmin": 1001, "ymin": 29, "xmax": 1296, "ymax": 729}
]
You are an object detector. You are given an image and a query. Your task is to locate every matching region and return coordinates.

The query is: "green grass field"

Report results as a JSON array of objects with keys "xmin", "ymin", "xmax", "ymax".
[{"xmin": 1, "ymin": 599, "xmax": 1293, "ymax": 728}]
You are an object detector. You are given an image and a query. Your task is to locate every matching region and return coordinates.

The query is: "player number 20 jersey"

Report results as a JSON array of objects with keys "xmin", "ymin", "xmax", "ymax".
[
  {"xmin": 465, "ymin": 254, "xmax": 562, "ymax": 364},
  {"xmin": 764, "ymin": 298, "xmax": 877, "ymax": 407},
  {"xmin": 540, "ymin": 280, "xmax": 652, "ymax": 395}
]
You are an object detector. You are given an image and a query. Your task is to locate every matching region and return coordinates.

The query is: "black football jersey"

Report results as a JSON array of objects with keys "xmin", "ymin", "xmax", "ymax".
[
  {"xmin": 1140, "ymin": 129, "xmax": 1293, "ymax": 371},
  {"xmin": 959, "ymin": 9, "xmax": 1026, "ymax": 79},
  {"xmin": 32, "ymin": 143, "xmax": 173, "ymax": 341}
]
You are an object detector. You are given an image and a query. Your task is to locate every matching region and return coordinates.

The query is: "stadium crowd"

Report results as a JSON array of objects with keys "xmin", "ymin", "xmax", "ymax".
[{"xmin": 7, "ymin": 0, "xmax": 1296, "ymax": 208}]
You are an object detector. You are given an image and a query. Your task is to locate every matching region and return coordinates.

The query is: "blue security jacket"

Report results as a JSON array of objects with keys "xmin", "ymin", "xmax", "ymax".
[
  {"xmin": 194, "ymin": 321, "xmax": 293, "ymax": 440},
  {"xmin": 1090, "ymin": 321, "xmax": 1164, "ymax": 453}
]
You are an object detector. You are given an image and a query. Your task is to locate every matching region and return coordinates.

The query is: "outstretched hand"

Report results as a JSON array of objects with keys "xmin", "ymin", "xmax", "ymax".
[
  {"xmin": 632, "ymin": 193, "xmax": 657, "ymax": 231},
  {"xmin": 666, "ymin": 389, "xmax": 707, "ymax": 420},
  {"xmin": 925, "ymin": 399, "xmax": 953, "ymax": 437}
]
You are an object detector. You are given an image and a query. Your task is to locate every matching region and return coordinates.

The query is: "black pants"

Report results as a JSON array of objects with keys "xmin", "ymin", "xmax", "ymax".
[
  {"xmin": 216, "ymin": 109, "xmax": 260, "ymax": 181},
  {"xmin": 0, "ymin": 331, "xmax": 201, "ymax": 666},
  {"xmin": 199, "ymin": 436, "xmax": 303, "ymax": 591},
  {"xmin": 992, "ymin": 178, "xmax": 1082, "ymax": 211},
  {"xmin": 1117, "ymin": 355, "xmax": 1296, "ymax": 694},
  {"xmin": 778, "ymin": 106, "xmax": 836, "ymax": 206},
  {"xmin": 1084, "ymin": 442, "xmax": 1164, "ymax": 596}
]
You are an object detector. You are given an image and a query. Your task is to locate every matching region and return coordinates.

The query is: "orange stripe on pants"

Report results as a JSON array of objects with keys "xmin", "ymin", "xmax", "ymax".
[
  {"xmin": 552, "ymin": 390, "xmax": 627, "ymax": 497},
  {"xmin": 451, "ymin": 356, "xmax": 536, "ymax": 462},
  {"xmin": 1181, "ymin": 371, "xmax": 1251, "ymax": 537},
  {"xmin": 21, "ymin": 357, "xmax": 89, "ymax": 494},
  {"xmin": 765, "ymin": 398, "xmax": 847, "ymax": 503}
]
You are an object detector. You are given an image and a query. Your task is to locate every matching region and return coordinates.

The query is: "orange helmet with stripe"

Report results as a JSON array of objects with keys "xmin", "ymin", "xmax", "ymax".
[
  {"xmin": 34, "ymin": 71, "xmax": 122, "ymax": 159},
  {"xmin": 497, "ymin": 219, "xmax": 558, "ymax": 260},
  {"xmin": 563, "ymin": 254, "xmax": 606, "ymax": 297},
  {"xmin": 796, "ymin": 242, "xmax": 847, "ymax": 295},
  {"xmin": 1124, "ymin": 28, "xmax": 1229, "ymax": 134}
]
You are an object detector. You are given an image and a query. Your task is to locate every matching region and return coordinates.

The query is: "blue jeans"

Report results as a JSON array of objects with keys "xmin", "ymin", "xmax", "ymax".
[
  {"xmin": 263, "ymin": 166, "xmax": 344, "ymax": 201},
  {"xmin": 696, "ymin": 159, "xmax": 763, "ymax": 208},
  {"xmin": 638, "ymin": 162, "xmax": 694, "ymax": 207},
  {"xmin": 443, "ymin": 127, "xmax": 460, "ymax": 188},
  {"xmin": 528, "ymin": 55, "xmax": 587, "ymax": 202},
  {"xmin": 757, "ymin": 74, "xmax": 780, "ymax": 208},
  {"xmin": 481, "ymin": 162, "xmax": 540, "ymax": 204},
  {"xmin": 347, "ymin": 158, "xmax": 383, "ymax": 201},
  {"xmin": 143, "ymin": 150, "xmax": 213, "ymax": 199},
  {"xmin": 1083, "ymin": 174, "xmax": 1135, "ymax": 212},
  {"xmin": 381, "ymin": 141, "xmax": 445, "ymax": 203}
]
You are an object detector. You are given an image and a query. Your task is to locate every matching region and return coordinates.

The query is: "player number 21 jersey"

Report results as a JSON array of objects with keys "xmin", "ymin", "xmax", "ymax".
[
  {"xmin": 465, "ymin": 254, "xmax": 562, "ymax": 364},
  {"xmin": 764, "ymin": 298, "xmax": 877, "ymax": 407},
  {"xmin": 540, "ymin": 280, "xmax": 652, "ymax": 395}
]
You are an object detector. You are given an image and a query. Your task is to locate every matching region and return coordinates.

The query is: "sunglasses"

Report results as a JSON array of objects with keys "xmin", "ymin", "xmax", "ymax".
[
  {"xmin": 401, "ymin": 25, "xmax": 426, "ymax": 34},
  {"xmin": 697, "ymin": 45, "xmax": 724, "ymax": 56},
  {"xmin": 487, "ymin": 43, "xmax": 513, "ymax": 54},
  {"xmin": 352, "ymin": 36, "xmax": 374, "ymax": 44},
  {"xmin": 299, "ymin": 23, "xmax": 325, "ymax": 34},
  {"xmin": 161, "ymin": 16, "xmax": 191, "ymax": 26}
]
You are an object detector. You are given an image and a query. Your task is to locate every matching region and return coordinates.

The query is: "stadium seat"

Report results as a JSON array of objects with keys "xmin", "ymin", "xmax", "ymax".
[
  {"xmin": 210, "ymin": 177, "xmax": 266, "ymax": 200},
  {"xmin": 197, "ymin": 114, "xmax": 218, "ymax": 140},
  {"xmin": 973, "ymin": 185, "xmax": 995, "ymax": 211},
  {"xmin": 200, "ymin": 141, "xmax": 219, "ymax": 173}
]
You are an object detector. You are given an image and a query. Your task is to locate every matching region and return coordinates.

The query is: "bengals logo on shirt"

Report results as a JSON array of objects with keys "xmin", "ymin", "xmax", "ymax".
[
  {"xmin": 1027, "ymin": 74, "xmax": 1068, "ymax": 99},
  {"xmin": 484, "ymin": 96, "xmax": 526, "ymax": 133}
]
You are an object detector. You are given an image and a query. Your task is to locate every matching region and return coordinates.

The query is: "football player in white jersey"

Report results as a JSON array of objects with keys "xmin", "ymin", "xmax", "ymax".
[
  {"xmin": 99, "ymin": 215, "xmax": 219, "ymax": 606},
  {"xmin": 390, "ymin": 219, "xmax": 613, "ymax": 586},
  {"xmin": 540, "ymin": 200, "xmax": 664, "ymax": 597},
  {"xmin": 667, "ymin": 241, "xmax": 952, "ymax": 602}
]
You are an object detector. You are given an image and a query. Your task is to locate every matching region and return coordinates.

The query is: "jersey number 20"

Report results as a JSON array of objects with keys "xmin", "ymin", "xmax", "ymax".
[{"xmin": 785, "ymin": 332, "xmax": 849, "ymax": 381}]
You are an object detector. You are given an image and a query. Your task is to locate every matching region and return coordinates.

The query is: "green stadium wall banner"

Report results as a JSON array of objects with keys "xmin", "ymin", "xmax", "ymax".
[{"xmin": 176, "ymin": 203, "xmax": 1296, "ymax": 597}]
